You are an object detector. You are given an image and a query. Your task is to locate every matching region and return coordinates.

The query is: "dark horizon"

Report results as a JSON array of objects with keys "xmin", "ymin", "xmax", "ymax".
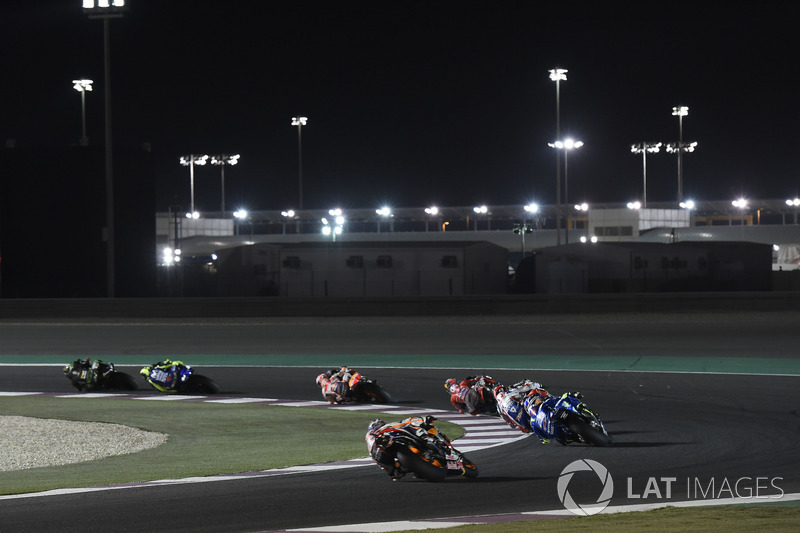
[{"xmin": 3, "ymin": 2, "xmax": 799, "ymax": 214}]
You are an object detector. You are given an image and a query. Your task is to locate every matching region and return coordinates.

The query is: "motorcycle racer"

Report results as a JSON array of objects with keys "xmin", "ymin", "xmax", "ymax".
[
  {"xmin": 316, "ymin": 366, "xmax": 354, "ymax": 404},
  {"xmin": 494, "ymin": 379, "xmax": 549, "ymax": 437},
  {"xmin": 444, "ymin": 375, "xmax": 495, "ymax": 415},
  {"xmin": 366, "ymin": 415, "xmax": 440, "ymax": 480},
  {"xmin": 140, "ymin": 359, "xmax": 189, "ymax": 393},
  {"xmin": 63, "ymin": 358, "xmax": 112, "ymax": 392}
]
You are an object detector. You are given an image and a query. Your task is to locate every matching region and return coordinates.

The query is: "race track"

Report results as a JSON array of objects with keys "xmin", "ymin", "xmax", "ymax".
[{"xmin": 0, "ymin": 312, "xmax": 798, "ymax": 532}]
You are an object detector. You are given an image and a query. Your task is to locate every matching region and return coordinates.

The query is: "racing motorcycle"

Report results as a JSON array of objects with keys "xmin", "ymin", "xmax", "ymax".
[
  {"xmin": 371, "ymin": 417, "xmax": 478, "ymax": 482},
  {"xmin": 63, "ymin": 358, "xmax": 138, "ymax": 392},
  {"xmin": 445, "ymin": 375, "xmax": 499, "ymax": 416},
  {"xmin": 140, "ymin": 360, "xmax": 220, "ymax": 394},
  {"xmin": 347, "ymin": 371, "xmax": 392, "ymax": 403},
  {"xmin": 526, "ymin": 392, "xmax": 611, "ymax": 446}
]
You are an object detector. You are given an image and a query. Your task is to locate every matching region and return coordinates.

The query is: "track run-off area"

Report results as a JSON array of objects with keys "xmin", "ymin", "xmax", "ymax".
[{"xmin": 0, "ymin": 312, "xmax": 799, "ymax": 531}]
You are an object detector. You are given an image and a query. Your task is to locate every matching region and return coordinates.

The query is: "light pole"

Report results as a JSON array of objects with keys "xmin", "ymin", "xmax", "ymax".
[
  {"xmin": 72, "ymin": 79, "xmax": 93, "ymax": 146},
  {"xmin": 83, "ymin": 0, "xmax": 126, "ymax": 298},
  {"xmin": 292, "ymin": 116, "xmax": 307, "ymax": 209},
  {"xmin": 671, "ymin": 106, "xmax": 689, "ymax": 202},
  {"xmin": 548, "ymin": 138, "xmax": 582, "ymax": 243},
  {"xmin": 549, "ymin": 68, "xmax": 567, "ymax": 245},
  {"xmin": 180, "ymin": 154, "xmax": 209, "ymax": 215},
  {"xmin": 210, "ymin": 154, "xmax": 239, "ymax": 218},
  {"xmin": 631, "ymin": 142, "xmax": 662, "ymax": 207}
]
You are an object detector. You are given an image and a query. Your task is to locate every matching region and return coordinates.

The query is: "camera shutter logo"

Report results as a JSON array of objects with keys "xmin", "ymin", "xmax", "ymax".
[{"xmin": 557, "ymin": 459, "xmax": 614, "ymax": 516}]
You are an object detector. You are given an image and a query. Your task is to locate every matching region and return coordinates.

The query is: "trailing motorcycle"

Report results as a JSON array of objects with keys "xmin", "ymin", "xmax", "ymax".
[
  {"xmin": 367, "ymin": 416, "xmax": 478, "ymax": 482},
  {"xmin": 63, "ymin": 358, "xmax": 138, "ymax": 392},
  {"xmin": 526, "ymin": 392, "xmax": 611, "ymax": 446},
  {"xmin": 140, "ymin": 360, "xmax": 220, "ymax": 394}
]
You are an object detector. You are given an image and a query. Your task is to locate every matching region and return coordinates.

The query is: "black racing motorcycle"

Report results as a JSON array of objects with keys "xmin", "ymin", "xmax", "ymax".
[
  {"xmin": 371, "ymin": 417, "xmax": 478, "ymax": 481},
  {"xmin": 63, "ymin": 359, "xmax": 138, "ymax": 392}
]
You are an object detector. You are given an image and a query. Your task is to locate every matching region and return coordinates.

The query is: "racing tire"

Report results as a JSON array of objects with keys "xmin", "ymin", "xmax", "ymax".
[
  {"xmin": 185, "ymin": 374, "xmax": 220, "ymax": 394},
  {"xmin": 105, "ymin": 371, "xmax": 139, "ymax": 391},
  {"xmin": 566, "ymin": 415, "xmax": 612, "ymax": 447},
  {"xmin": 396, "ymin": 447, "xmax": 447, "ymax": 482},
  {"xmin": 358, "ymin": 382, "xmax": 392, "ymax": 403}
]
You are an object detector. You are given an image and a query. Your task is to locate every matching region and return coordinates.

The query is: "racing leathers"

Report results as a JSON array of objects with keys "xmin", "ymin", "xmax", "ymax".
[
  {"xmin": 316, "ymin": 366, "xmax": 354, "ymax": 404},
  {"xmin": 445, "ymin": 375, "xmax": 494, "ymax": 415},
  {"xmin": 494, "ymin": 379, "xmax": 551, "ymax": 442},
  {"xmin": 140, "ymin": 359, "xmax": 189, "ymax": 393}
]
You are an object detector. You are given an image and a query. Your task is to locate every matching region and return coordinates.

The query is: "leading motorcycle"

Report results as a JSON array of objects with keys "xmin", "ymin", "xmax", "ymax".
[
  {"xmin": 140, "ymin": 360, "xmax": 220, "ymax": 394},
  {"xmin": 347, "ymin": 371, "xmax": 392, "ymax": 403},
  {"xmin": 526, "ymin": 392, "xmax": 611, "ymax": 446}
]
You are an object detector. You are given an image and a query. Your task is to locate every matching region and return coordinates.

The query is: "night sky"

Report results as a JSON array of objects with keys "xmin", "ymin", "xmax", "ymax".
[{"xmin": 3, "ymin": 1, "xmax": 799, "ymax": 213}]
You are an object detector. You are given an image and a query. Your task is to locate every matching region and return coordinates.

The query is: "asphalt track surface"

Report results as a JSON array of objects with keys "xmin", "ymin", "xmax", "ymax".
[{"xmin": 1, "ymin": 312, "xmax": 799, "ymax": 532}]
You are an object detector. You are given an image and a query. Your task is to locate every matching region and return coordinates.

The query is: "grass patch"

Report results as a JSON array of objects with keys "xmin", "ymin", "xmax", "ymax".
[
  {"xmin": 400, "ymin": 504, "xmax": 800, "ymax": 532},
  {"xmin": 0, "ymin": 396, "xmax": 464, "ymax": 495}
]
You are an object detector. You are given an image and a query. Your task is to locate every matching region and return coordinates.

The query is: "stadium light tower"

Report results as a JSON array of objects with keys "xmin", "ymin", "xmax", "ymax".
[
  {"xmin": 549, "ymin": 138, "xmax": 582, "ymax": 244},
  {"xmin": 549, "ymin": 68, "xmax": 567, "ymax": 245},
  {"xmin": 180, "ymin": 154, "xmax": 209, "ymax": 215},
  {"xmin": 83, "ymin": 0, "xmax": 127, "ymax": 297},
  {"xmin": 631, "ymin": 142, "xmax": 662, "ymax": 207},
  {"xmin": 72, "ymin": 79, "xmax": 93, "ymax": 146},
  {"xmin": 671, "ymin": 106, "xmax": 689, "ymax": 202},
  {"xmin": 210, "ymin": 154, "xmax": 239, "ymax": 218},
  {"xmin": 292, "ymin": 116, "xmax": 308, "ymax": 209}
]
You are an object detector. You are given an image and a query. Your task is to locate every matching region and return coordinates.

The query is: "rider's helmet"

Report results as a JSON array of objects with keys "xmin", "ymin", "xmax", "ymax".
[
  {"xmin": 140, "ymin": 366, "xmax": 152, "ymax": 378},
  {"xmin": 444, "ymin": 378, "xmax": 457, "ymax": 391},
  {"xmin": 367, "ymin": 419, "xmax": 385, "ymax": 433},
  {"xmin": 316, "ymin": 373, "xmax": 328, "ymax": 387}
]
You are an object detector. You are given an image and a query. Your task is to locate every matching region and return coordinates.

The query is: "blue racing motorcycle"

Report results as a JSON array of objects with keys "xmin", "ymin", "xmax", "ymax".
[{"xmin": 526, "ymin": 392, "xmax": 611, "ymax": 446}]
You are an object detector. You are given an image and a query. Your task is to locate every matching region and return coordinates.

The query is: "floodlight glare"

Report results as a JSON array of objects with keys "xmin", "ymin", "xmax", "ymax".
[
  {"xmin": 281, "ymin": 210, "xmax": 296, "ymax": 218},
  {"xmin": 627, "ymin": 201, "xmax": 642, "ymax": 210},
  {"xmin": 473, "ymin": 205, "xmax": 488, "ymax": 214},
  {"xmin": 732, "ymin": 198, "xmax": 748, "ymax": 209},
  {"xmin": 425, "ymin": 206, "xmax": 439, "ymax": 215},
  {"xmin": 786, "ymin": 198, "xmax": 800, "ymax": 207},
  {"xmin": 524, "ymin": 203, "xmax": 539, "ymax": 213},
  {"xmin": 376, "ymin": 207, "xmax": 392, "ymax": 217},
  {"xmin": 549, "ymin": 68, "xmax": 568, "ymax": 82},
  {"xmin": 72, "ymin": 79, "xmax": 93, "ymax": 92},
  {"xmin": 680, "ymin": 200, "xmax": 696, "ymax": 210},
  {"xmin": 672, "ymin": 106, "xmax": 689, "ymax": 117},
  {"xmin": 574, "ymin": 203, "xmax": 589, "ymax": 211}
]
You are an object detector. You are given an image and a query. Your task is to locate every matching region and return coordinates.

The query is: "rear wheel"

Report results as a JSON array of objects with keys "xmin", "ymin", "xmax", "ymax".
[{"xmin": 396, "ymin": 447, "xmax": 447, "ymax": 482}]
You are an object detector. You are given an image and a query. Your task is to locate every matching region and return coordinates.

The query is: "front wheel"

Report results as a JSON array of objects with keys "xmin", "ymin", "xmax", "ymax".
[
  {"xmin": 566, "ymin": 415, "xmax": 611, "ymax": 447},
  {"xmin": 185, "ymin": 374, "xmax": 220, "ymax": 394},
  {"xmin": 396, "ymin": 447, "xmax": 447, "ymax": 482},
  {"xmin": 459, "ymin": 457, "xmax": 479, "ymax": 478},
  {"xmin": 357, "ymin": 382, "xmax": 392, "ymax": 403}
]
